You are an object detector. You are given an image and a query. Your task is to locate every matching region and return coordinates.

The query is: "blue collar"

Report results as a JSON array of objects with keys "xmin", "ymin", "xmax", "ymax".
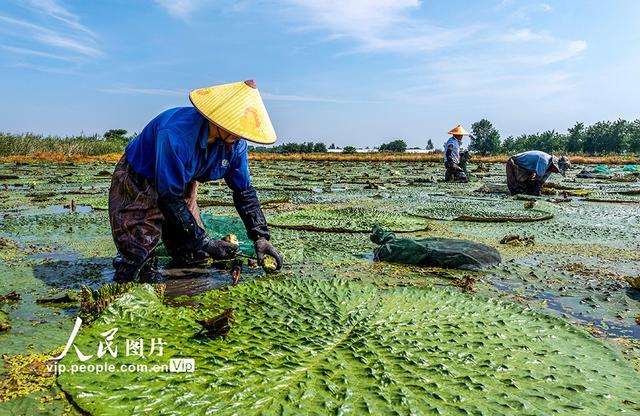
[{"xmin": 197, "ymin": 117, "xmax": 209, "ymax": 149}]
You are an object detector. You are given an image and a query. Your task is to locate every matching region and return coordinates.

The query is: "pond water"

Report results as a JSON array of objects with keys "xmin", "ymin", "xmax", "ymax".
[{"xmin": 1, "ymin": 160, "xmax": 639, "ymax": 414}]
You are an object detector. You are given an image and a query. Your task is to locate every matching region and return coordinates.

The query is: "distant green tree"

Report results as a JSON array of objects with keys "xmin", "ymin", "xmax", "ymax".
[
  {"xmin": 379, "ymin": 139, "xmax": 407, "ymax": 152},
  {"xmin": 583, "ymin": 120, "xmax": 630, "ymax": 154},
  {"xmin": 583, "ymin": 122, "xmax": 603, "ymax": 154},
  {"xmin": 470, "ymin": 119, "xmax": 501, "ymax": 155},
  {"xmin": 103, "ymin": 129, "xmax": 128, "ymax": 140},
  {"xmin": 248, "ymin": 141, "xmax": 328, "ymax": 153},
  {"xmin": 610, "ymin": 119, "xmax": 631, "ymax": 153},
  {"xmin": 566, "ymin": 122, "xmax": 585, "ymax": 153},
  {"xmin": 313, "ymin": 142, "xmax": 327, "ymax": 153},
  {"xmin": 342, "ymin": 146, "xmax": 356, "ymax": 154},
  {"xmin": 426, "ymin": 139, "xmax": 434, "ymax": 150},
  {"xmin": 501, "ymin": 136, "xmax": 517, "ymax": 154},
  {"xmin": 329, "ymin": 143, "xmax": 336, "ymax": 149},
  {"xmin": 509, "ymin": 132, "xmax": 559, "ymax": 154},
  {"xmin": 629, "ymin": 120, "xmax": 640, "ymax": 154},
  {"xmin": 304, "ymin": 142, "xmax": 315, "ymax": 153}
]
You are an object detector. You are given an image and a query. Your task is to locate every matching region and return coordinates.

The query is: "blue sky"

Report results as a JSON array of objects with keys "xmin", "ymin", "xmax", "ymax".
[{"xmin": 1, "ymin": 0, "xmax": 639, "ymax": 148}]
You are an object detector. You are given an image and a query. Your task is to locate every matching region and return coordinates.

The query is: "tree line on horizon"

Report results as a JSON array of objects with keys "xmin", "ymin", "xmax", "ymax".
[
  {"xmin": 250, "ymin": 118, "xmax": 640, "ymax": 155},
  {"xmin": 1, "ymin": 119, "xmax": 639, "ymax": 157},
  {"xmin": 468, "ymin": 118, "xmax": 640, "ymax": 156}
]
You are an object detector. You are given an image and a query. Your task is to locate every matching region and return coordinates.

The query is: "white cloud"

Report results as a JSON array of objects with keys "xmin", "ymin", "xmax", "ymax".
[
  {"xmin": 155, "ymin": 0, "xmax": 208, "ymax": 20},
  {"xmin": 0, "ymin": 15, "xmax": 47, "ymax": 32},
  {"xmin": 281, "ymin": 0, "xmax": 478, "ymax": 53},
  {"xmin": 26, "ymin": 0, "xmax": 96, "ymax": 36},
  {"xmin": 510, "ymin": 3, "xmax": 552, "ymax": 20},
  {"xmin": 285, "ymin": 0, "xmax": 420, "ymax": 35},
  {"xmin": 36, "ymin": 32, "xmax": 102, "ymax": 57},
  {"xmin": 517, "ymin": 39, "xmax": 587, "ymax": 65},
  {"xmin": 0, "ymin": 43, "xmax": 77, "ymax": 61},
  {"xmin": 0, "ymin": 2, "xmax": 102, "ymax": 60},
  {"xmin": 144, "ymin": 0, "xmax": 588, "ymax": 109},
  {"xmin": 389, "ymin": 69, "xmax": 578, "ymax": 106},
  {"xmin": 488, "ymin": 30, "xmax": 587, "ymax": 65},
  {"xmin": 500, "ymin": 29, "xmax": 552, "ymax": 42},
  {"xmin": 389, "ymin": 24, "xmax": 586, "ymax": 104},
  {"xmin": 8, "ymin": 62, "xmax": 77, "ymax": 74}
]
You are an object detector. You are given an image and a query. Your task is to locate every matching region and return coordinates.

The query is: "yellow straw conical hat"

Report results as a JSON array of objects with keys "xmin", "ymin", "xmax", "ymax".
[
  {"xmin": 189, "ymin": 80, "xmax": 277, "ymax": 144},
  {"xmin": 447, "ymin": 124, "xmax": 470, "ymax": 136}
]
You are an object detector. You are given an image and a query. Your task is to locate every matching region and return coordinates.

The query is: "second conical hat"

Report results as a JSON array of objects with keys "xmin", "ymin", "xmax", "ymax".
[
  {"xmin": 448, "ymin": 124, "xmax": 470, "ymax": 136},
  {"xmin": 189, "ymin": 80, "xmax": 277, "ymax": 144}
]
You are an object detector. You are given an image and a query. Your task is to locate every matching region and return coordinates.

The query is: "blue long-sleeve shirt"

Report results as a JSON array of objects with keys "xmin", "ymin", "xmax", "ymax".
[
  {"xmin": 125, "ymin": 107, "xmax": 251, "ymax": 199},
  {"xmin": 512, "ymin": 150, "xmax": 553, "ymax": 181},
  {"xmin": 443, "ymin": 137, "xmax": 460, "ymax": 164}
]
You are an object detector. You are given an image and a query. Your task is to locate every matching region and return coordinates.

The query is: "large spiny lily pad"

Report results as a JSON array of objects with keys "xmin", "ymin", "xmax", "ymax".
[
  {"xmin": 58, "ymin": 281, "xmax": 639, "ymax": 415},
  {"xmin": 409, "ymin": 197, "xmax": 554, "ymax": 222},
  {"xmin": 268, "ymin": 207, "xmax": 430, "ymax": 232}
]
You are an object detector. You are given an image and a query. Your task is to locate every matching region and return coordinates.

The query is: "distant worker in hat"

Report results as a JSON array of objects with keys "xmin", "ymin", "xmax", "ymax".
[
  {"xmin": 108, "ymin": 80, "xmax": 283, "ymax": 282},
  {"xmin": 505, "ymin": 151, "xmax": 571, "ymax": 196},
  {"xmin": 443, "ymin": 124, "xmax": 470, "ymax": 183}
]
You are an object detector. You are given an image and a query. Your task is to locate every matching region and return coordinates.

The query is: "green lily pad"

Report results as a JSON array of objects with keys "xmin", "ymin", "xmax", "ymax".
[
  {"xmin": 270, "ymin": 228, "xmax": 374, "ymax": 264},
  {"xmin": 409, "ymin": 197, "xmax": 554, "ymax": 222},
  {"xmin": 58, "ymin": 281, "xmax": 640, "ymax": 415},
  {"xmin": 269, "ymin": 207, "xmax": 430, "ymax": 233}
]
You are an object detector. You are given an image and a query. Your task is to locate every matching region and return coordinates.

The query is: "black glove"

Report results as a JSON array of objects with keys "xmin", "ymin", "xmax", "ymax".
[
  {"xmin": 158, "ymin": 196, "xmax": 209, "ymax": 263},
  {"xmin": 203, "ymin": 239, "xmax": 240, "ymax": 260},
  {"xmin": 254, "ymin": 238, "xmax": 283, "ymax": 270},
  {"xmin": 233, "ymin": 186, "xmax": 270, "ymax": 241},
  {"xmin": 530, "ymin": 178, "xmax": 544, "ymax": 196}
]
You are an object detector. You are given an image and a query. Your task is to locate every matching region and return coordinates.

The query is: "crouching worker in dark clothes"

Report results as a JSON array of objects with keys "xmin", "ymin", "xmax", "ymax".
[
  {"xmin": 505, "ymin": 150, "xmax": 570, "ymax": 196},
  {"xmin": 108, "ymin": 80, "xmax": 283, "ymax": 282},
  {"xmin": 459, "ymin": 150, "xmax": 471, "ymax": 178},
  {"xmin": 443, "ymin": 124, "xmax": 470, "ymax": 183}
]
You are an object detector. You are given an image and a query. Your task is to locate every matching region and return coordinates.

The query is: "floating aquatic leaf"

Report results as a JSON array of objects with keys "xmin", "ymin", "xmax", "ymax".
[
  {"xmin": 269, "ymin": 206, "xmax": 430, "ymax": 232},
  {"xmin": 3, "ymin": 160, "xmax": 640, "ymax": 413},
  {"xmin": 409, "ymin": 196, "xmax": 554, "ymax": 222},
  {"xmin": 59, "ymin": 281, "xmax": 640, "ymax": 415},
  {"xmin": 79, "ymin": 282, "xmax": 164, "ymax": 324}
]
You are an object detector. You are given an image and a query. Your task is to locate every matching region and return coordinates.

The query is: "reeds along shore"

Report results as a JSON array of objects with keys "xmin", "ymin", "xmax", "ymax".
[
  {"xmin": 250, "ymin": 152, "xmax": 639, "ymax": 164},
  {"xmin": 0, "ymin": 151, "xmax": 638, "ymax": 165}
]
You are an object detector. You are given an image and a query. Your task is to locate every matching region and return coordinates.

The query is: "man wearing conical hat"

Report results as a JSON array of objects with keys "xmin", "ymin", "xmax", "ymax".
[
  {"xmin": 506, "ymin": 150, "xmax": 571, "ymax": 196},
  {"xmin": 443, "ymin": 124, "xmax": 469, "ymax": 183},
  {"xmin": 108, "ymin": 80, "xmax": 282, "ymax": 282}
]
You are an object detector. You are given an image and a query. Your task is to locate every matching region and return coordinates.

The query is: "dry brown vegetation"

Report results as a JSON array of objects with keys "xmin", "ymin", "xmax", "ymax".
[
  {"xmin": 0, "ymin": 152, "xmax": 122, "ymax": 164},
  {"xmin": 0, "ymin": 151, "xmax": 637, "ymax": 165},
  {"xmin": 248, "ymin": 152, "xmax": 638, "ymax": 165}
]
